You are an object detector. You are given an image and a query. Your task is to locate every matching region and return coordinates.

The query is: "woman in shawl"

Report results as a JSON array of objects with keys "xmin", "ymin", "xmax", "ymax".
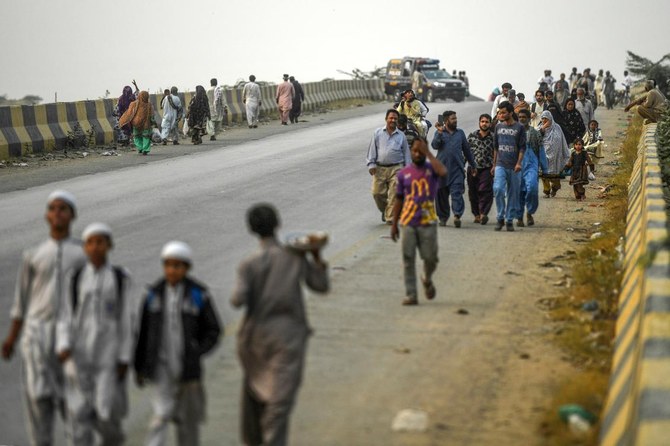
[
  {"xmin": 186, "ymin": 85, "xmax": 211, "ymax": 145},
  {"xmin": 113, "ymin": 85, "xmax": 138, "ymax": 145},
  {"xmin": 118, "ymin": 91, "xmax": 155, "ymax": 155},
  {"xmin": 538, "ymin": 110, "xmax": 571, "ymax": 197},
  {"xmin": 561, "ymin": 98, "xmax": 586, "ymax": 146}
]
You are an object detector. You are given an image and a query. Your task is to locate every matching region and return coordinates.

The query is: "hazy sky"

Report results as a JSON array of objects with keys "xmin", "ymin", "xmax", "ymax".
[{"xmin": 2, "ymin": 0, "xmax": 669, "ymax": 103}]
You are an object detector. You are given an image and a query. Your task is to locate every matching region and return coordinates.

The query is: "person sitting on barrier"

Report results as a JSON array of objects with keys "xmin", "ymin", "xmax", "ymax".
[{"xmin": 624, "ymin": 79, "xmax": 668, "ymax": 123}]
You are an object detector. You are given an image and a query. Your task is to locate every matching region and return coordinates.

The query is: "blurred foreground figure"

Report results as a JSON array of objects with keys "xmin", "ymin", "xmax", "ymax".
[{"xmin": 231, "ymin": 204, "xmax": 329, "ymax": 446}]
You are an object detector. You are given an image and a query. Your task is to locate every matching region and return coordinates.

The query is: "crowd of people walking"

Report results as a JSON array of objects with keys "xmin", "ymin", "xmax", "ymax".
[
  {"xmin": 366, "ymin": 65, "xmax": 669, "ymax": 306},
  {"xmin": 112, "ymin": 74, "xmax": 307, "ymax": 153}
]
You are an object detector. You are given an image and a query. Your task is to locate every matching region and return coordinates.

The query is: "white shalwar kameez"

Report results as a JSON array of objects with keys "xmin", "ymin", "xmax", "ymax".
[
  {"xmin": 10, "ymin": 237, "xmax": 86, "ymax": 446},
  {"xmin": 206, "ymin": 86, "xmax": 227, "ymax": 136},
  {"xmin": 243, "ymin": 82, "xmax": 262, "ymax": 127},
  {"xmin": 160, "ymin": 95, "xmax": 182, "ymax": 141},
  {"xmin": 56, "ymin": 263, "xmax": 133, "ymax": 446}
]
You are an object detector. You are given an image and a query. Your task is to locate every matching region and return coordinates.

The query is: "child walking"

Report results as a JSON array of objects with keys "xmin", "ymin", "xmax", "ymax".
[
  {"xmin": 565, "ymin": 138, "xmax": 595, "ymax": 201},
  {"xmin": 56, "ymin": 222, "xmax": 132, "ymax": 445},
  {"xmin": 134, "ymin": 241, "xmax": 222, "ymax": 446}
]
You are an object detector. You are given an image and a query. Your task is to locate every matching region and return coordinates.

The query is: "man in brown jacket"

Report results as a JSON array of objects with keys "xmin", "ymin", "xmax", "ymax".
[{"xmin": 625, "ymin": 80, "xmax": 668, "ymax": 123}]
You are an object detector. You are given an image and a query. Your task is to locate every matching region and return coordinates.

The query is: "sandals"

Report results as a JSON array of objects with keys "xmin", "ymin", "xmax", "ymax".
[{"xmin": 422, "ymin": 277, "xmax": 436, "ymax": 300}]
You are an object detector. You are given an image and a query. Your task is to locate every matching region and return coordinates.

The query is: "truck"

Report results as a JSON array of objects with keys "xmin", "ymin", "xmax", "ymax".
[{"xmin": 384, "ymin": 57, "xmax": 467, "ymax": 103}]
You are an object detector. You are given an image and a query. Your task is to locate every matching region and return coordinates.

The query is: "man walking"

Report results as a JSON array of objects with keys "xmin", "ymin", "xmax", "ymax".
[
  {"xmin": 366, "ymin": 109, "xmax": 411, "ymax": 223},
  {"xmin": 231, "ymin": 204, "xmax": 329, "ymax": 446},
  {"xmin": 622, "ymin": 70, "xmax": 633, "ymax": 105},
  {"xmin": 602, "ymin": 71, "xmax": 617, "ymax": 110},
  {"xmin": 466, "ymin": 114, "xmax": 495, "ymax": 225},
  {"xmin": 530, "ymin": 90, "xmax": 547, "ymax": 128},
  {"xmin": 2, "ymin": 190, "xmax": 87, "ymax": 445},
  {"xmin": 554, "ymin": 81, "xmax": 569, "ymax": 108},
  {"xmin": 160, "ymin": 86, "xmax": 183, "ymax": 145},
  {"xmin": 243, "ymin": 75, "xmax": 262, "ymax": 128},
  {"xmin": 276, "ymin": 74, "xmax": 294, "ymax": 125},
  {"xmin": 288, "ymin": 76, "xmax": 305, "ymax": 124},
  {"xmin": 492, "ymin": 101, "xmax": 526, "ymax": 232},
  {"xmin": 206, "ymin": 78, "xmax": 228, "ymax": 140},
  {"xmin": 553, "ymin": 73, "xmax": 569, "ymax": 94},
  {"xmin": 491, "ymin": 82, "xmax": 513, "ymax": 117},
  {"xmin": 575, "ymin": 88, "xmax": 594, "ymax": 127},
  {"xmin": 390, "ymin": 135, "xmax": 447, "ymax": 306},
  {"xmin": 431, "ymin": 111, "xmax": 476, "ymax": 228},
  {"xmin": 516, "ymin": 109, "xmax": 548, "ymax": 227}
]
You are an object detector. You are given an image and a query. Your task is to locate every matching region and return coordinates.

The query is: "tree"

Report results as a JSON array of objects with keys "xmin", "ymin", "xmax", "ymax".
[
  {"xmin": 626, "ymin": 50, "xmax": 670, "ymax": 95},
  {"xmin": 21, "ymin": 95, "xmax": 42, "ymax": 105}
]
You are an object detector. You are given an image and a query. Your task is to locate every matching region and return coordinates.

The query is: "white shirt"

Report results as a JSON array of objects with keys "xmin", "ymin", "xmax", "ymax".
[
  {"xmin": 56, "ymin": 263, "xmax": 133, "ymax": 366},
  {"xmin": 160, "ymin": 283, "xmax": 184, "ymax": 379},
  {"xmin": 243, "ymin": 82, "xmax": 262, "ymax": 102},
  {"xmin": 491, "ymin": 93, "xmax": 509, "ymax": 117},
  {"xmin": 161, "ymin": 95, "xmax": 182, "ymax": 119},
  {"xmin": 623, "ymin": 75, "xmax": 633, "ymax": 89},
  {"xmin": 11, "ymin": 237, "xmax": 86, "ymax": 322}
]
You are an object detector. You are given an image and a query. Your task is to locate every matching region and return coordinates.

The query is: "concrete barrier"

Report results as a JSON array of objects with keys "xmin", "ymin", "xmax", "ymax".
[
  {"xmin": 0, "ymin": 80, "xmax": 387, "ymax": 159},
  {"xmin": 600, "ymin": 123, "xmax": 670, "ymax": 445}
]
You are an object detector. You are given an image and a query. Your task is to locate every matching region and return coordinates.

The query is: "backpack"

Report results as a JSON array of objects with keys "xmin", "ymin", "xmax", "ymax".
[{"xmin": 70, "ymin": 266, "xmax": 127, "ymax": 317}]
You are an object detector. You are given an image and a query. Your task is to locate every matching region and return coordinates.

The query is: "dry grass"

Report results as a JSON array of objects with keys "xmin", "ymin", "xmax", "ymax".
[
  {"xmin": 541, "ymin": 116, "xmax": 643, "ymax": 445},
  {"xmin": 539, "ymin": 371, "xmax": 610, "ymax": 445}
]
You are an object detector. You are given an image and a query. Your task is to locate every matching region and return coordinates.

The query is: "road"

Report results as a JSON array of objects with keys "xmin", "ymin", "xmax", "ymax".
[{"xmin": 0, "ymin": 100, "xmax": 575, "ymax": 445}]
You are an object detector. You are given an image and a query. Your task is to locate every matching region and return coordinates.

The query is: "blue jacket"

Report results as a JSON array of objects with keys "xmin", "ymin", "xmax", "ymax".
[
  {"xmin": 431, "ymin": 128, "xmax": 476, "ymax": 187},
  {"xmin": 134, "ymin": 277, "xmax": 222, "ymax": 382}
]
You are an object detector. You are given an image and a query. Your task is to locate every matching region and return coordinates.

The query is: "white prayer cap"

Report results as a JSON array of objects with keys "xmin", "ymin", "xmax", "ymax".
[
  {"xmin": 82, "ymin": 222, "xmax": 112, "ymax": 242},
  {"xmin": 161, "ymin": 241, "xmax": 193, "ymax": 264},
  {"xmin": 47, "ymin": 190, "xmax": 77, "ymax": 216}
]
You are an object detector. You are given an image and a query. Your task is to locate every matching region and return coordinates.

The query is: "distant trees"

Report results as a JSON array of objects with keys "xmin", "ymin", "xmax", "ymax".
[
  {"xmin": 0, "ymin": 94, "xmax": 43, "ymax": 106},
  {"xmin": 626, "ymin": 50, "xmax": 670, "ymax": 95}
]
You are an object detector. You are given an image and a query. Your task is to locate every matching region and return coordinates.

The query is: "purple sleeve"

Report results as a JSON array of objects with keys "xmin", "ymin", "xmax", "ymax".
[{"xmin": 396, "ymin": 169, "xmax": 405, "ymax": 198}]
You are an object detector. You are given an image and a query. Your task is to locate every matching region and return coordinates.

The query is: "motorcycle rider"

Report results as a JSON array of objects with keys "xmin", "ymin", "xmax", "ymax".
[{"xmin": 396, "ymin": 89, "xmax": 429, "ymax": 137}]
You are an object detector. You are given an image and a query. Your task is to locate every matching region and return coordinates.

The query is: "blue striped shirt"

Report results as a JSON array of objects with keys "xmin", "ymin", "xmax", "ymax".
[{"xmin": 366, "ymin": 127, "xmax": 410, "ymax": 168}]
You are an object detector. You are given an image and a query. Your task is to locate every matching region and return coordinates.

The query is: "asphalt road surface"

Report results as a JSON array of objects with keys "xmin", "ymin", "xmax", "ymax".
[{"xmin": 0, "ymin": 100, "xmax": 569, "ymax": 445}]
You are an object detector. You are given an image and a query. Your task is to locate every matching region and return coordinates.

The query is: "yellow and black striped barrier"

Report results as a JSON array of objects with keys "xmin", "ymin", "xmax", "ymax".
[
  {"xmin": 600, "ymin": 123, "xmax": 670, "ymax": 446},
  {"xmin": 0, "ymin": 80, "xmax": 387, "ymax": 159}
]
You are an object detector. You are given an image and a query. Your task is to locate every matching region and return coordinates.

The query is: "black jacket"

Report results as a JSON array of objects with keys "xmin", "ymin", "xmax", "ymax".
[{"xmin": 134, "ymin": 277, "xmax": 222, "ymax": 382}]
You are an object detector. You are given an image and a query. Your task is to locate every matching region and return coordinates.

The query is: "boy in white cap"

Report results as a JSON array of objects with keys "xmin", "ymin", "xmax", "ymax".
[
  {"xmin": 2, "ymin": 190, "xmax": 87, "ymax": 446},
  {"xmin": 134, "ymin": 241, "xmax": 222, "ymax": 446},
  {"xmin": 56, "ymin": 222, "xmax": 132, "ymax": 445}
]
